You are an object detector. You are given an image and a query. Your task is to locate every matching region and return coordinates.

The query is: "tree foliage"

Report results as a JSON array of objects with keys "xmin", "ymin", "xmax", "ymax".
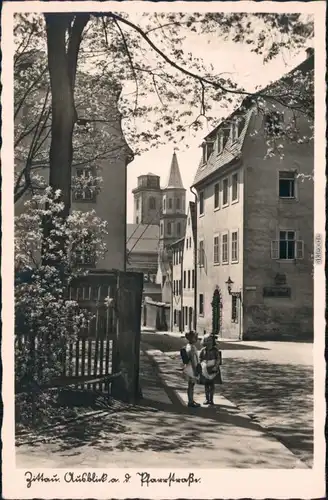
[
  {"xmin": 14, "ymin": 11, "xmax": 314, "ymax": 209},
  {"xmin": 15, "ymin": 188, "xmax": 108, "ymax": 387}
]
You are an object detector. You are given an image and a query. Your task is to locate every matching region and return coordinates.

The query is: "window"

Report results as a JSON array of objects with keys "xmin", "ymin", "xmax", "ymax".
[
  {"xmin": 279, "ymin": 171, "xmax": 296, "ymax": 198},
  {"xmin": 188, "ymin": 270, "xmax": 191, "ymax": 289},
  {"xmin": 231, "ymin": 295, "xmax": 238, "ymax": 323},
  {"xmin": 183, "ymin": 271, "xmax": 186, "ymax": 288},
  {"xmin": 199, "ymin": 240, "xmax": 205, "ymax": 267},
  {"xmin": 213, "ymin": 236, "xmax": 219, "ymax": 264},
  {"xmin": 73, "ymin": 168, "xmax": 96, "ymax": 201},
  {"xmin": 222, "ymin": 233, "xmax": 228, "ymax": 264},
  {"xmin": 214, "ymin": 182, "xmax": 220, "ymax": 209},
  {"xmin": 192, "ymin": 269, "xmax": 195, "ymax": 289},
  {"xmin": 174, "ymin": 310, "xmax": 177, "ymax": 324},
  {"xmin": 206, "ymin": 141, "xmax": 214, "ymax": 160},
  {"xmin": 280, "ymin": 231, "xmax": 295, "ymax": 259},
  {"xmin": 231, "ymin": 231, "xmax": 238, "ymax": 263},
  {"xmin": 179, "ymin": 280, "xmax": 182, "ymax": 294},
  {"xmin": 179, "ymin": 250, "xmax": 182, "ymax": 264},
  {"xmin": 168, "ymin": 198, "xmax": 172, "ymax": 209},
  {"xmin": 222, "ymin": 178, "xmax": 229, "ymax": 206},
  {"xmin": 199, "ymin": 191, "xmax": 204, "ymax": 215},
  {"xmin": 163, "ymin": 198, "xmax": 166, "ymax": 211},
  {"xmin": 188, "ymin": 217, "xmax": 190, "ymax": 226},
  {"xmin": 167, "ymin": 222, "xmax": 172, "ymax": 235},
  {"xmin": 162, "ymin": 276, "xmax": 165, "ymax": 287},
  {"xmin": 176, "ymin": 198, "xmax": 180, "ymax": 209},
  {"xmin": 271, "ymin": 231, "xmax": 304, "ymax": 260},
  {"xmin": 232, "ymin": 173, "xmax": 239, "ymax": 202},
  {"xmin": 189, "ymin": 237, "xmax": 192, "ymax": 248},
  {"xmin": 217, "ymin": 133, "xmax": 224, "ymax": 154},
  {"xmin": 199, "ymin": 294, "xmax": 204, "ymax": 316},
  {"xmin": 231, "ymin": 121, "xmax": 239, "ymax": 142},
  {"xmin": 186, "ymin": 239, "xmax": 189, "ymax": 249},
  {"xmin": 136, "ymin": 198, "xmax": 139, "ymax": 210},
  {"xmin": 160, "ymin": 222, "xmax": 163, "ymax": 236},
  {"xmin": 265, "ymin": 111, "xmax": 283, "ymax": 135},
  {"xmin": 149, "ymin": 197, "xmax": 156, "ymax": 209},
  {"xmin": 202, "ymin": 144, "xmax": 206, "ymax": 164},
  {"xmin": 177, "ymin": 222, "xmax": 181, "ymax": 236},
  {"xmin": 136, "ymin": 216, "xmax": 139, "ymax": 224},
  {"xmin": 173, "ymin": 280, "xmax": 176, "ymax": 295},
  {"xmin": 74, "ymin": 232, "xmax": 96, "ymax": 267}
]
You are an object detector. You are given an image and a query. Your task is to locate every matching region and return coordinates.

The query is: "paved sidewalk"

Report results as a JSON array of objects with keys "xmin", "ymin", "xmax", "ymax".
[{"xmin": 16, "ymin": 344, "xmax": 307, "ymax": 469}]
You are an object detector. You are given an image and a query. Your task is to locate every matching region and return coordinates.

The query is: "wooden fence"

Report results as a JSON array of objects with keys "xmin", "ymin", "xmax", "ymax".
[{"xmin": 16, "ymin": 270, "xmax": 144, "ymax": 401}]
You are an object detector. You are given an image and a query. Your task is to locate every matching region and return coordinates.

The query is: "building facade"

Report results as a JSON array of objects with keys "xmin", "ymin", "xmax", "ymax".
[
  {"xmin": 15, "ymin": 80, "xmax": 133, "ymax": 273},
  {"xmin": 181, "ymin": 202, "xmax": 197, "ymax": 332},
  {"xmin": 156, "ymin": 152, "xmax": 187, "ymax": 303},
  {"xmin": 192, "ymin": 53, "xmax": 314, "ymax": 341},
  {"xmin": 132, "ymin": 173, "xmax": 162, "ymax": 225},
  {"xmin": 170, "ymin": 238, "xmax": 184, "ymax": 332}
]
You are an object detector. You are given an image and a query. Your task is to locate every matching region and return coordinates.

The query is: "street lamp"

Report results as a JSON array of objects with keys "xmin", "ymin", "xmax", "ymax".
[{"xmin": 225, "ymin": 276, "xmax": 241, "ymax": 298}]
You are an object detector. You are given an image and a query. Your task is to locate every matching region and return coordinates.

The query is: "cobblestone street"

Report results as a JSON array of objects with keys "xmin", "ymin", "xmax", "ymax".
[
  {"xmin": 16, "ymin": 336, "xmax": 311, "ymax": 469},
  {"xmin": 142, "ymin": 333, "xmax": 313, "ymax": 466}
]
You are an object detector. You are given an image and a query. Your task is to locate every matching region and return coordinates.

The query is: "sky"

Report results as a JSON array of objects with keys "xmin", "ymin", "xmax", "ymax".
[{"xmin": 125, "ymin": 35, "xmax": 307, "ymax": 222}]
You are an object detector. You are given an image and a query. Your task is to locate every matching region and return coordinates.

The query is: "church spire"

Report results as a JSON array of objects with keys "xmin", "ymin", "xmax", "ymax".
[{"xmin": 165, "ymin": 150, "xmax": 184, "ymax": 189}]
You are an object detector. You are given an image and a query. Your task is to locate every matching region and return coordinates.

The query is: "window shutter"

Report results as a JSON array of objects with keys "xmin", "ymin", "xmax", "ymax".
[
  {"xmin": 271, "ymin": 240, "xmax": 279, "ymax": 259},
  {"xmin": 296, "ymin": 240, "xmax": 304, "ymax": 259}
]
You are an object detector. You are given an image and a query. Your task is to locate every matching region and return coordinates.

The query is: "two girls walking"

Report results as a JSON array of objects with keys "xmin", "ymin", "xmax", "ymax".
[{"xmin": 181, "ymin": 331, "xmax": 222, "ymax": 407}]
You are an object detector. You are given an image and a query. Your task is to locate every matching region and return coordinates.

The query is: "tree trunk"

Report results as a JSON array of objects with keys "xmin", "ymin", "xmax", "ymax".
[{"xmin": 45, "ymin": 14, "xmax": 75, "ymax": 217}]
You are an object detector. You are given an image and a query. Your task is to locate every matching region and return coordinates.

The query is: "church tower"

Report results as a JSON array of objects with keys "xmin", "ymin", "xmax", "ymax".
[
  {"xmin": 132, "ymin": 173, "xmax": 162, "ymax": 225},
  {"xmin": 157, "ymin": 151, "xmax": 187, "ymax": 302}
]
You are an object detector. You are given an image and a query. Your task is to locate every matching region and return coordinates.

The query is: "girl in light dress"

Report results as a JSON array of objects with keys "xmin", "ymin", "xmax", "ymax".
[
  {"xmin": 199, "ymin": 334, "xmax": 222, "ymax": 406},
  {"xmin": 182, "ymin": 331, "xmax": 201, "ymax": 408}
]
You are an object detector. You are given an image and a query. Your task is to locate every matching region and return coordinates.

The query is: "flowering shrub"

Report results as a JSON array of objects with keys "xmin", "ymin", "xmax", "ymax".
[{"xmin": 15, "ymin": 188, "xmax": 108, "ymax": 388}]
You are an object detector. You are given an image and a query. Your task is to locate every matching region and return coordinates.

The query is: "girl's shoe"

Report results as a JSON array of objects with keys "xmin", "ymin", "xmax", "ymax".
[
  {"xmin": 203, "ymin": 400, "xmax": 210, "ymax": 405},
  {"xmin": 208, "ymin": 400, "xmax": 214, "ymax": 406},
  {"xmin": 188, "ymin": 401, "xmax": 201, "ymax": 408}
]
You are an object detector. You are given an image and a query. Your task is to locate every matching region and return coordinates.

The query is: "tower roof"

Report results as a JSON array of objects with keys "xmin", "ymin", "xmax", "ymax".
[{"xmin": 164, "ymin": 152, "xmax": 184, "ymax": 190}]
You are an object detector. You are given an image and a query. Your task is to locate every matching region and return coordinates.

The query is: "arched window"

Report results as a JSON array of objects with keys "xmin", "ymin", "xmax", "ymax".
[
  {"xmin": 163, "ymin": 197, "xmax": 166, "ymax": 211},
  {"xmin": 176, "ymin": 198, "xmax": 180, "ymax": 209},
  {"xmin": 149, "ymin": 197, "xmax": 156, "ymax": 210},
  {"xmin": 168, "ymin": 198, "xmax": 172, "ymax": 209},
  {"xmin": 167, "ymin": 222, "xmax": 172, "ymax": 235}
]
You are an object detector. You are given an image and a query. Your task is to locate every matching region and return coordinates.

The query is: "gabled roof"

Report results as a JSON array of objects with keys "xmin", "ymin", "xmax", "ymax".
[
  {"xmin": 192, "ymin": 53, "xmax": 314, "ymax": 187},
  {"xmin": 164, "ymin": 152, "xmax": 185, "ymax": 190},
  {"xmin": 192, "ymin": 108, "xmax": 253, "ymax": 186},
  {"xmin": 126, "ymin": 224, "xmax": 159, "ymax": 254}
]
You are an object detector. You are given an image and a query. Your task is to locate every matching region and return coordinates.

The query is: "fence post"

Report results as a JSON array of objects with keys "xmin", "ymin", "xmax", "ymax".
[{"xmin": 111, "ymin": 272, "xmax": 143, "ymax": 403}]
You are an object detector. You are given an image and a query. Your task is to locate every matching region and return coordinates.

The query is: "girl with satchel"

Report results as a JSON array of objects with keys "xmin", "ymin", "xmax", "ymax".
[
  {"xmin": 199, "ymin": 334, "xmax": 222, "ymax": 406},
  {"xmin": 180, "ymin": 331, "xmax": 201, "ymax": 408}
]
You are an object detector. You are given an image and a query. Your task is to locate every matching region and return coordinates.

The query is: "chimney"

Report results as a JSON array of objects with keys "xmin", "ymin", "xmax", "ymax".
[{"xmin": 306, "ymin": 47, "xmax": 314, "ymax": 58}]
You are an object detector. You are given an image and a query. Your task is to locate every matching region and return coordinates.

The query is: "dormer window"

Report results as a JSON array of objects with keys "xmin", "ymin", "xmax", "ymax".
[
  {"xmin": 231, "ymin": 116, "xmax": 246, "ymax": 143},
  {"xmin": 202, "ymin": 141, "xmax": 214, "ymax": 164},
  {"xmin": 216, "ymin": 132, "xmax": 224, "ymax": 154},
  {"xmin": 206, "ymin": 141, "xmax": 214, "ymax": 160}
]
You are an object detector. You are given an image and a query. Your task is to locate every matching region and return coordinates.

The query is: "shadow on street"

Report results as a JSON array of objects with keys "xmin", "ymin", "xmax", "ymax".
[
  {"xmin": 220, "ymin": 357, "xmax": 313, "ymax": 465},
  {"xmin": 142, "ymin": 333, "xmax": 269, "ymax": 353}
]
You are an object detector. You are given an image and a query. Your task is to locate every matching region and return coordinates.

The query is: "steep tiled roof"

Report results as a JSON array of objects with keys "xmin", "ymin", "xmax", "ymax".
[
  {"xmin": 126, "ymin": 224, "xmax": 159, "ymax": 254},
  {"xmin": 192, "ymin": 108, "xmax": 253, "ymax": 186},
  {"xmin": 192, "ymin": 53, "xmax": 314, "ymax": 188},
  {"xmin": 164, "ymin": 152, "xmax": 185, "ymax": 189}
]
